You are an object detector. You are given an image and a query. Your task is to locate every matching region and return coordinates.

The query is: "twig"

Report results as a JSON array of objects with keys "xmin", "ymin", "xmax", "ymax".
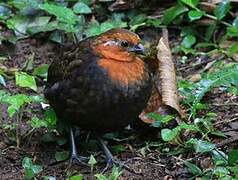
[
  {"xmin": 211, "ymin": 103, "xmax": 238, "ymax": 107},
  {"xmin": 216, "ymin": 136, "xmax": 238, "ymax": 148},
  {"xmin": 214, "ymin": 115, "xmax": 238, "ymax": 126},
  {"xmin": 146, "ymin": 162, "xmax": 166, "ymax": 167},
  {"xmin": 178, "ymin": 55, "xmax": 225, "ymax": 72},
  {"xmin": 203, "ymin": 14, "xmax": 232, "ymax": 27}
]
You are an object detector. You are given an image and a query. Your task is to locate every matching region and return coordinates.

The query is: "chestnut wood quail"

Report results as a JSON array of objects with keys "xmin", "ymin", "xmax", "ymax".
[{"xmin": 44, "ymin": 29, "xmax": 152, "ymax": 171}]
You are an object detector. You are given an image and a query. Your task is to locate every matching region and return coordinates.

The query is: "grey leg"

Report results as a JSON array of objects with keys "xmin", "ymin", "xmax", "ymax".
[
  {"xmin": 97, "ymin": 137, "xmax": 142, "ymax": 175},
  {"xmin": 68, "ymin": 125, "xmax": 88, "ymax": 166}
]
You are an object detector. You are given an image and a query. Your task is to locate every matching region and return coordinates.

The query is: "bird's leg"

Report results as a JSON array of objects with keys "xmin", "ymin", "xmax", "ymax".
[
  {"xmin": 97, "ymin": 137, "xmax": 114, "ymax": 165},
  {"xmin": 68, "ymin": 125, "xmax": 88, "ymax": 167},
  {"xmin": 97, "ymin": 137, "xmax": 142, "ymax": 175}
]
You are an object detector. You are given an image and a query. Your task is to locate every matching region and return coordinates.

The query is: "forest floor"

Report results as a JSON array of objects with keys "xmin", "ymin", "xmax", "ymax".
[{"xmin": 0, "ymin": 32, "xmax": 238, "ymax": 180}]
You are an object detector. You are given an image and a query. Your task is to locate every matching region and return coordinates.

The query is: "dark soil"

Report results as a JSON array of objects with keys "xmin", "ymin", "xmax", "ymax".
[{"xmin": 0, "ymin": 36, "xmax": 237, "ymax": 180}]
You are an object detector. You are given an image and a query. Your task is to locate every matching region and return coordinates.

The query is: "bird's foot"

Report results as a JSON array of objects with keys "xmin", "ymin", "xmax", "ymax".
[
  {"xmin": 48, "ymin": 154, "xmax": 88, "ymax": 168},
  {"xmin": 101, "ymin": 158, "xmax": 142, "ymax": 175},
  {"xmin": 67, "ymin": 153, "xmax": 89, "ymax": 169}
]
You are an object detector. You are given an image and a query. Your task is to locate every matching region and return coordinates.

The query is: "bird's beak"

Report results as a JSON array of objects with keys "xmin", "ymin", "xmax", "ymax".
[{"xmin": 130, "ymin": 43, "xmax": 145, "ymax": 54}]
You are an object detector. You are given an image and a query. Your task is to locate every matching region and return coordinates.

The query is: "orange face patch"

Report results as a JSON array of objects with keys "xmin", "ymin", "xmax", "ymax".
[
  {"xmin": 97, "ymin": 57, "xmax": 146, "ymax": 86},
  {"xmin": 93, "ymin": 29, "xmax": 146, "ymax": 85}
]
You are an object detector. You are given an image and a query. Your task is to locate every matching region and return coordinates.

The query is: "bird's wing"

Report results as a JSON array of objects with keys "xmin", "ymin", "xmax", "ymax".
[
  {"xmin": 44, "ymin": 38, "xmax": 96, "ymax": 101},
  {"xmin": 46, "ymin": 38, "xmax": 94, "ymax": 87}
]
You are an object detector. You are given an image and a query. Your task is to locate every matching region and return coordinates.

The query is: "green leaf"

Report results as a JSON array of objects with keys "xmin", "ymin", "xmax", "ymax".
[
  {"xmin": 0, "ymin": 75, "xmax": 6, "ymax": 86},
  {"xmin": 110, "ymin": 166, "xmax": 123, "ymax": 180},
  {"xmin": 178, "ymin": 122, "xmax": 199, "ymax": 131},
  {"xmin": 181, "ymin": 35, "xmax": 196, "ymax": 48},
  {"xmin": 3, "ymin": 94, "xmax": 32, "ymax": 117},
  {"xmin": 147, "ymin": 113, "xmax": 174, "ymax": 128},
  {"xmin": 129, "ymin": 13, "xmax": 147, "ymax": 26},
  {"xmin": 85, "ymin": 20, "xmax": 101, "ymax": 37},
  {"xmin": 214, "ymin": 166, "xmax": 229, "ymax": 177},
  {"xmin": 146, "ymin": 19, "xmax": 162, "ymax": 27},
  {"xmin": 180, "ymin": 0, "xmax": 199, "ymax": 8},
  {"xmin": 31, "ymin": 116, "xmax": 47, "ymax": 129},
  {"xmin": 195, "ymin": 140, "xmax": 215, "ymax": 153},
  {"xmin": 22, "ymin": 157, "xmax": 33, "ymax": 169},
  {"xmin": 15, "ymin": 72, "xmax": 37, "ymax": 91},
  {"xmin": 88, "ymin": 155, "xmax": 97, "ymax": 166},
  {"xmin": 214, "ymin": 0, "xmax": 231, "ymax": 20},
  {"xmin": 57, "ymin": 22, "xmax": 78, "ymax": 33},
  {"xmin": 22, "ymin": 157, "xmax": 43, "ymax": 180},
  {"xmin": 95, "ymin": 166, "xmax": 122, "ymax": 180},
  {"xmin": 227, "ymin": 27, "xmax": 238, "ymax": 37},
  {"xmin": 55, "ymin": 151, "xmax": 69, "ymax": 162},
  {"xmin": 0, "ymin": 5, "xmax": 12, "ymax": 20},
  {"xmin": 69, "ymin": 174, "xmax": 83, "ymax": 180},
  {"xmin": 162, "ymin": 5, "xmax": 188, "ymax": 25},
  {"xmin": 6, "ymin": 15, "xmax": 29, "ymax": 36},
  {"xmin": 228, "ymin": 85, "xmax": 238, "ymax": 95},
  {"xmin": 39, "ymin": 3, "xmax": 78, "ymax": 25},
  {"xmin": 190, "ymin": 64, "xmax": 238, "ymax": 117},
  {"xmin": 26, "ymin": 16, "xmax": 51, "ymax": 34},
  {"xmin": 8, "ymin": 0, "xmax": 39, "ymax": 11},
  {"xmin": 228, "ymin": 149, "xmax": 238, "ymax": 165},
  {"xmin": 95, "ymin": 174, "xmax": 107, "ymax": 180},
  {"xmin": 205, "ymin": 24, "xmax": 217, "ymax": 41},
  {"xmin": 24, "ymin": 168, "xmax": 34, "ymax": 180},
  {"xmin": 85, "ymin": 18, "xmax": 127, "ymax": 37},
  {"xmin": 111, "ymin": 144, "xmax": 126, "ymax": 154},
  {"xmin": 100, "ymin": 21, "xmax": 116, "ymax": 32},
  {"xmin": 232, "ymin": 17, "xmax": 238, "ymax": 27},
  {"xmin": 33, "ymin": 64, "xmax": 49, "ymax": 78},
  {"xmin": 184, "ymin": 161, "xmax": 202, "ymax": 175},
  {"xmin": 49, "ymin": 30, "xmax": 64, "ymax": 43},
  {"xmin": 188, "ymin": 10, "xmax": 203, "ymax": 21},
  {"xmin": 73, "ymin": 2, "xmax": 92, "ymax": 14},
  {"xmin": 161, "ymin": 128, "xmax": 179, "ymax": 141},
  {"xmin": 32, "ymin": 164, "xmax": 43, "ymax": 174},
  {"xmin": 80, "ymin": 0, "xmax": 93, "ymax": 5},
  {"xmin": 227, "ymin": 43, "xmax": 238, "ymax": 57},
  {"xmin": 31, "ymin": 95, "xmax": 45, "ymax": 103},
  {"xmin": 27, "ymin": 21, "xmax": 57, "ymax": 34},
  {"xmin": 228, "ymin": 166, "xmax": 238, "ymax": 178},
  {"xmin": 44, "ymin": 107, "xmax": 57, "ymax": 128},
  {"xmin": 212, "ymin": 150, "xmax": 228, "ymax": 166}
]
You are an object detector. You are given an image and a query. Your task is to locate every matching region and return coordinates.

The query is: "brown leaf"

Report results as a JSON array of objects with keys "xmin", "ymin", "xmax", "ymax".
[
  {"xmin": 189, "ymin": 74, "xmax": 201, "ymax": 83},
  {"xmin": 156, "ymin": 29, "xmax": 183, "ymax": 118},
  {"xmin": 139, "ymin": 85, "xmax": 168, "ymax": 124},
  {"xmin": 139, "ymin": 29, "xmax": 185, "ymax": 124}
]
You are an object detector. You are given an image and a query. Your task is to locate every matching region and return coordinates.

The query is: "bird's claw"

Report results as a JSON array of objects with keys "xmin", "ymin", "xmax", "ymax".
[{"xmin": 67, "ymin": 154, "xmax": 89, "ymax": 169}]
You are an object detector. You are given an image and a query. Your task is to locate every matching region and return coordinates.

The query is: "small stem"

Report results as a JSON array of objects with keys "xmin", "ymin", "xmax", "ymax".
[
  {"xmin": 16, "ymin": 113, "xmax": 20, "ymax": 148},
  {"xmin": 203, "ymin": 13, "xmax": 232, "ymax": 27}
]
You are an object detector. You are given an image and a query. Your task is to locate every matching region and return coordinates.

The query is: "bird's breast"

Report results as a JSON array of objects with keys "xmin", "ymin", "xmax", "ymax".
[{"xmin": 97, "ymin": 57, "xmax": 149, "ymax": 87}]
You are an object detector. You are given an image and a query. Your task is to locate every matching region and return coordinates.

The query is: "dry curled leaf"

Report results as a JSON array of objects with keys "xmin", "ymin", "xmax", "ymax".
[
  {"xmin": 139, "ymin": 86, "xmax": 167, "ymax": 124},
  {"xmin": 139, "ymin": 29, "xmax": 184, "ymax": 124},
  {"xmin": 156, "ymin": 29, "xmax": 183, "ymax": 118}
]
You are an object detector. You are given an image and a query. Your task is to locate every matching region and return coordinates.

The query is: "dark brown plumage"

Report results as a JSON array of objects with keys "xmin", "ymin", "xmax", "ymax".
[{"xmin": 44, "ymin": 29, "xmax": 152, "ymax": 170}]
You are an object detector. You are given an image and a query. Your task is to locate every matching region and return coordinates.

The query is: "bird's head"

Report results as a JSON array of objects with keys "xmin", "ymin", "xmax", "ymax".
[{"xmin": 93, "ymin": 29, "xmax": 145, "ymax": 62}]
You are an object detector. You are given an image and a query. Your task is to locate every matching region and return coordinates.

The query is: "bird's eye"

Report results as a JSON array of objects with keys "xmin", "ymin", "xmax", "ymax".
[{"xmin": 120, "ymin": 41, "xmax": 129, "ymax": 47}]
